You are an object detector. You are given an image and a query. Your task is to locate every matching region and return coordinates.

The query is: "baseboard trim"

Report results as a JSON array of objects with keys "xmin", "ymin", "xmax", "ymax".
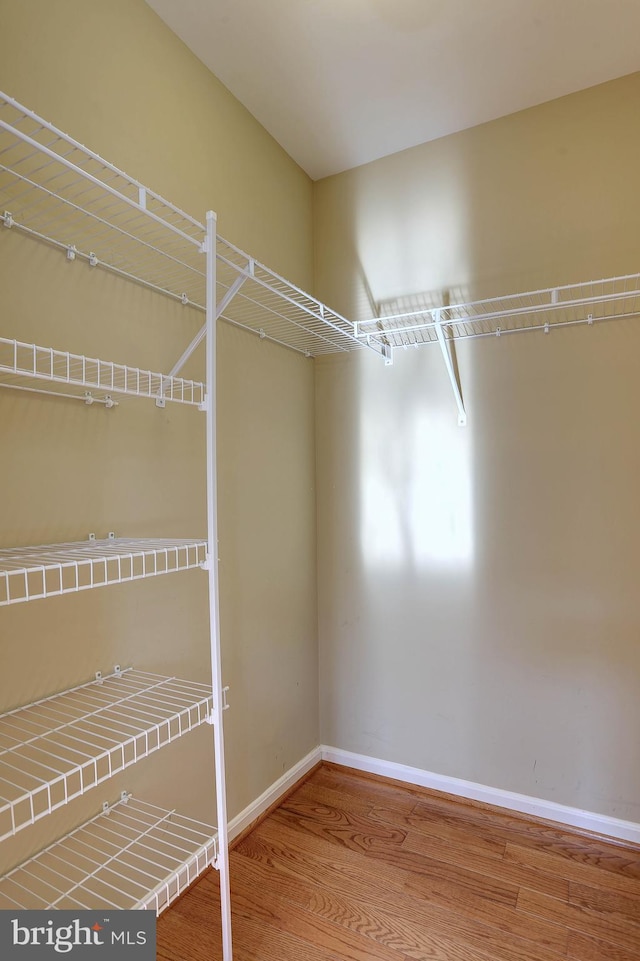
[
  {"xmin": 227, "ymin": 744, "xmax": 640, "ymax": 847},
  {"xmin": 228, "ymin": 747, "xmax": 322, "ymax": 843},
  {"xmin": 321, "ymin": 745, "xmax": 640, "ymax": 845}
]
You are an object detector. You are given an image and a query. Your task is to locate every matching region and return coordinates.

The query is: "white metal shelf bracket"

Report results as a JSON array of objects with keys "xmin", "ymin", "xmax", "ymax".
[
  {"xmin": 204, "ymin": 686, "xmax": 230, "ymax": 726},
  {"xmin": 433, "ymin": 310, "xmax": 467, "ymax": 427},
  {"xmin": 169, "ymin": 270, "xmax": 251, "ymax": 379}
]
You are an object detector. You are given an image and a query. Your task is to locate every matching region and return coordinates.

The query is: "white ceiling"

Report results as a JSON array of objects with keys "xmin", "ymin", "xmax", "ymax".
[{"xmin": 147, "ymin": 0, "xmax": 640, "ymax": 181}]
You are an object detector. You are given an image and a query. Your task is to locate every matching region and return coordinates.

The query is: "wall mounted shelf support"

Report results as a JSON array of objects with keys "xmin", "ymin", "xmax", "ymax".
[
  {"xmin": 170, "ymin": 270, "xmax": 251, "ymax": 378},
  {"xmin": 434, "ymin": 309, "xmax": 467, "ymax": 427}
]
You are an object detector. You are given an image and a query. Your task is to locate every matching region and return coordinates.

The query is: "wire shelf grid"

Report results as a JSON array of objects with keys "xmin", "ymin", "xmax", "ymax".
[
  {"xmin": 0, "ymin": 669, "xmax": 213, "ymax": 841},
  {"xmin": 216, "ymin": 236, "xmax": 369, "ymax": 357},
  {"xmin": 357, "ymin": 274, "xmax": 640, "ymax": 350},
  {"xmin": 0, "ymin": 795, "xmax": 217, "ymax": 913},
  {"xmin": 0, "ymin": 337, "xmax": 205, "ymax": 406},
  {"xmin": 0, "ymin": 538, "xmax": 207, "ymax": 607},
  {"xmin": 0, "ymin": 92, "xmax": 373, "ymax": 359},
  {"xmin": 0, "ymin": 92, "xmax": 207, "ymax": 306}
]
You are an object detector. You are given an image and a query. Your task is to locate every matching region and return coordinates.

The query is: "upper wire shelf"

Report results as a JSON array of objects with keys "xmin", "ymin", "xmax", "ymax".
[
  {"xmin": 0, "ymin": 668, "xmax": 213, "ymax": 842},
  {"xmin": 0, "ymin": 794, "xmax": 217, "ymax": 913},
  {"xmin": 0, "ymin": 537, "xmax": 207, "ymax": 606},
  {"xmin": 5, "ymin": 92, "xmax": 636, "ymax": 366},
  {"xmin": 357, "ymin": 274, "xmax": 640, "ymax": 350},
  {"xmin": 0, "ymin": 336, "xmax": 205, "ymax": 407},
  {"xmin": 215, "ymin": 236, "xmax": 369, "ymax": 357},
  {"xmin": 0, "ymin": 90, "xmax": 371, "ymax": 360},
  {"xmin": 0, "ymin": 93, "xmax": 207, "ymax": 308}
]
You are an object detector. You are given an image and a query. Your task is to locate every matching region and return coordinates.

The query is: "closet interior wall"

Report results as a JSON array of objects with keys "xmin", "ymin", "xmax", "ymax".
[
  {"xmin": 3, "ymin": 4, "xmax": 639, "ymax": 906},
  {"xmin": 0, "ymin": 0, "xmax": 319, "ymax": 874},
  {"xmin": 314, "ymin": 71, "xmax": 640, "ymax": 824}
]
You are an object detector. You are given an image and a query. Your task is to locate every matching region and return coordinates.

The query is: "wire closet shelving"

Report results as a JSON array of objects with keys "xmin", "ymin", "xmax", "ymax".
[
  {"xmin": 0, "ymin": 794, "xmax": 217, "ymax": 913},
  {"xmin": 0, "ymin": 538, "xmax": 207, "ymax": 607},
  {"xmin": 357, "ymin": 273, "xmax": 640, "ymax": 425},
  {"xmin": 0, "ymin": 668, "xmax": 214, "ymax": 841},
  {"xmin": 0, "ymin": 89, "xmax": 232, "ymax": 958},
  {"xmin": 0, "ymin": 336, "xmax": 206, "ymax": 407},
  {"xmin": 2, "ymin": 85, "xmax": 639, "ymax": 959},
  {"xmin": 0, "ymin": 91, "xmax": 369, "ymax": 370},
  {"xmin": 357, "ymin": 274, "xmax": 640, "ymax": 347}
]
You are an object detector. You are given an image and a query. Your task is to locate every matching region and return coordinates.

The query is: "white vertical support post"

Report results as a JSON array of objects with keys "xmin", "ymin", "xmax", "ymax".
[
  {"xmin": 433, "ymin": 310, "xmax": 467, "ymax": 427},
  {"xmin": 204, "ymin": 211, "xmax": 233, "ymax": 960}
]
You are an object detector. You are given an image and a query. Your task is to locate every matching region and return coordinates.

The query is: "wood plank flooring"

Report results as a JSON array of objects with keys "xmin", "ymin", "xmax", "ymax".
[{"xmin": 157, "ymin": 764, "xmax": 640, "ymax": 960}]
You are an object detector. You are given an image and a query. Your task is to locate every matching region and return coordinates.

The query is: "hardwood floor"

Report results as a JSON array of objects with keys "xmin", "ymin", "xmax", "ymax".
[{"xmin": 157, "ymin": 764, "xmax": 640, "ymax": 960}]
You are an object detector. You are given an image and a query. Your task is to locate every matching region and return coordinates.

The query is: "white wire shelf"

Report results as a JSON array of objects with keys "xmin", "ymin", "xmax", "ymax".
[
  {"xmin": 216, "ymin": 235, "xmax": 371, "ymax": 357},
  {"xmin": 0, "ymin": 794, "xmax": 217, "ymax": 913},
  {"xmin": 0, "ymin": 336, "xmax": 205, "ymax": 407},
  {"xmin": 5, "ymin": 94, "xmax": 639, "ymax": 366},
  {"xmin": 0, "ymin": 92, "xmax": 207, "ymax": 307},
  {"xmin": 356, "ymin": 273, "xmax": 640, "ymax": 350},
  {"xmin": 0, "ymin": 537, "xmax": 207, "ymax": 607},
  {"xmin": 0, "ymin": 91, "xmax": 375, "ymax": 360},
  {"xmin": 0, "ymin": 668, "xmax": 213, "ymax": 842}
]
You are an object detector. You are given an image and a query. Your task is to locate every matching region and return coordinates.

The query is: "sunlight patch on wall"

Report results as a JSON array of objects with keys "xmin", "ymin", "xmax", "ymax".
[{"xmin": 360, "ymin": 363, "xmax": 473, "ymax": 570}]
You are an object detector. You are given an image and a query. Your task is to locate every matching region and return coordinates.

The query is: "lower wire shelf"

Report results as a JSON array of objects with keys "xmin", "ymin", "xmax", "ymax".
[
  {"xmin": 0, "ymin": 668, "xmax": 214, "ymax": 842},
  {"xmin": 0, "ymin": 794, "xmax": 217, "ymax": 913}
]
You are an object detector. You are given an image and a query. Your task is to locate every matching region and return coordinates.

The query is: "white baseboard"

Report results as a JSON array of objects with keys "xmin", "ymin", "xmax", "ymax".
[
  {"xmin": 321, "ymin": 745, "xmax": 640, "ymax": 846},
  {"xmin": 228, "ymin": 746, "xmax": 322, "ymax": 842},
  {"xmin": 226, "ymin": 743, "xmax": 640, "ymax": 846}
]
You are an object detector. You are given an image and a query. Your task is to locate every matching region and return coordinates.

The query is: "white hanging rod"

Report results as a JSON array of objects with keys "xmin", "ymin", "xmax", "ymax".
[
  {"xmin": 0, "ymin": 794, "xmax": 217, "ymax": 913},
  {"xmin": 453, "ymin": 308, "xmax": 639, "ymax": 341},
  {"xmin": 0, "ymin": 382, "xmax": 117, "ymax": 407},
  {"xmin": 1, "ymin": 211, "xmax": 206, "ymax": 310},
  {"xmin": 0, "ymin": 174, "xmax": 206, "ymax": 283},
  {"xmin": 0, "ymin": 667, "xmax": 213, "ymax": 841}
]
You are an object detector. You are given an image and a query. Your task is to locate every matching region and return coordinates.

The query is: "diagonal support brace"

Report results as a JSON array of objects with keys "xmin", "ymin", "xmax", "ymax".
[
  {"xmin": 433, "ymin": 310, "xmax": 467, "ymax": 427},
  {"xmin": 169, "ymin": 271, "xmax": 250, "ymax": 378}
]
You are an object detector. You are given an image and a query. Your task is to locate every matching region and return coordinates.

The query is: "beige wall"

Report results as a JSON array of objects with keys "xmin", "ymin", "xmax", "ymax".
[
  {"xmin": 1, "ymin": 0, "xmax": 638, "ymax": 883},
  {"xmin": 0, "ymin": 0, "xmax": 318, "ymax": 872},
  {"xmin": 314, "ymin": 73, "xmax": 640, "ymax": 821}
]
